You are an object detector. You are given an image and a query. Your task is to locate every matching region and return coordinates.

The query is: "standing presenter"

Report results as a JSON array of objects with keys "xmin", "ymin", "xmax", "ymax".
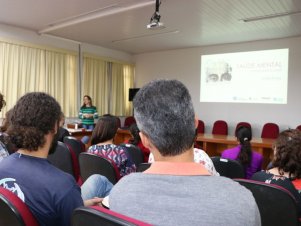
[{"xmin": 79, "ymin": 95, "xmax": 98, "ymax": 130}]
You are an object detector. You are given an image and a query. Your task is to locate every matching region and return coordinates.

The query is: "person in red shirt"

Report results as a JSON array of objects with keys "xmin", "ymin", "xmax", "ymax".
[{"xmin": 126, "ymin": 123, "xmax": 150, "ymax": 163}]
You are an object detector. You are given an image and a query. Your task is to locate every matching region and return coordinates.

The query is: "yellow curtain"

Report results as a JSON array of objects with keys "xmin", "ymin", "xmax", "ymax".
[
  {"xmin": 45, "ymin": 51, "xmax": 78, "ymax": 117},
  {"xmin": 0, "ymin": 39, "xmax": 135, "ymax": 118},
  {"xmin": 82, "ymin": 56, "xmax": 109, "ymax": 115},
  {"xmin": 111, "ymin": 62, "xmax": 124, "ymax": 116},
  {"xmin": 123, "ymin": 64, "xmax": 135, "ymax": 116},
  {"xmin": 0, "ymin": 40, "xmax": 78, "ymax": 117},
  {"xmin": 111, "ymin": 63, "xmax": 135, "ymax": 116},
  {"xmin": 0, "ymin": 42, "xmax": 46, "ymax": 116}
]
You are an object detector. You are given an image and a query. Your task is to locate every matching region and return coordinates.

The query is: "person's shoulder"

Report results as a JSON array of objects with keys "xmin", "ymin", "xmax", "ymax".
[
  {"xmin": 251, "ymin": 170, "xmax": 269, "ymax": 180},
  {"xmin": 111, "ymin": 173, "xmax": 142, "ymax": 191},
  {"xmin": 252, "ymin": 150, "xmax": 264, "ymax": 159}
]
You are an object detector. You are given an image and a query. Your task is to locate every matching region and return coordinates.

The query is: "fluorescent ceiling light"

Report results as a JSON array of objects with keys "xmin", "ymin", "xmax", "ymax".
[
  {"xmin": 112, "ymin": 30, "xmax": 179, "ymax": 43},
  {"xmin": 240, "ymin": 10, "xmax": 301, "ymax": 22},
  {"xmin": 39, "ymin": 0, "xmax": 154, "ymax": 34}
]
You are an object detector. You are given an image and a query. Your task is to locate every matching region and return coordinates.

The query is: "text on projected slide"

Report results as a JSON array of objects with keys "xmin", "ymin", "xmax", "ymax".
[{"xmin": 200, "ymin": 48, "xmax": 289, "ymax": 104}]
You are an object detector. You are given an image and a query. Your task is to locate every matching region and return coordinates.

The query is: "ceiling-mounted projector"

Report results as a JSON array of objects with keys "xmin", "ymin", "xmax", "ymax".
[
  {"xmin": 147, "ymin": 21, "xmax": 165, "ymax": 30},
  {"xmin": 147, "ymin": 0, "xmax": 165, "ymax": 30}
]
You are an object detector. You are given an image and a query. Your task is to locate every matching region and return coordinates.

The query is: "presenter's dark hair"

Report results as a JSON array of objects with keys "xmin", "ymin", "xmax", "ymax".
[
  {"xmin": 7, "ymin": 92, "xmax": 61, "ymax": 151},
  {"xmin": 133, "ymin": 79, "xmax": 195, "ymax": 156},
  {"xmin": 81, "ymin": 95, "xmax": 93, "ymax": 108},
  {"xmin": 236, "ymin": 126, "xmax": 252, "ymax": 167}
]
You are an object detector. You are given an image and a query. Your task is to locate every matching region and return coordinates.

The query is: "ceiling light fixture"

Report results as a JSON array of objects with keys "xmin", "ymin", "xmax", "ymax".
[
  {"xmin": 240, "ymin": 10, "xmax": 301, "ymax": 22},
  {"xmin": 112, "ymin": 30, "xmax": 179, "ymax": 43},
  {"xmin": 147, "ymin": 0, "xmax": 165, "ymax": 30},
  {"xmin": 38, "ymin": 0, "xmax": 155, "ymax": 34}
]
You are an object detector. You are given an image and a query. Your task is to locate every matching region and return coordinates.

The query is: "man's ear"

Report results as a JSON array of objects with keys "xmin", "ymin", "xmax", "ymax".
[
  {"xmin": 194, "ymin": 117, "xmax": 199, "ymax": 129},
  {"xmin": 139, "ymin": 132, "xmax": 152, "ymax": 149},
  {"xmin": 54, "ymin": 121, "xmax": 59, "ymax": 134}
]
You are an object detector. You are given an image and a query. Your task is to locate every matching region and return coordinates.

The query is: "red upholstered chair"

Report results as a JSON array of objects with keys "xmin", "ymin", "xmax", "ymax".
[
  {"xmin": 234, "ymin": 179, "xmax": 299, "ymax": 226},
  {"xmin": 124, "ymin": 116, "xmax": 136, "ymax": 128},
  {"xmin": 116, "ymin": 117, "xmax": 121, "ymax": 128},
  {"xmin": 63, "ymin": 136, "xmax": 86, "ymax": 184},
  {"xmin": 195, "ymin": 120, "xmax": 205, "ymax": 148},
  {"xmin": 197, "ymin": 120, "xmax": 205, "ymax": 134},
  {"xmin": 0, "ymin": 186, "xmax": 39, "ymax": 226},
  {"xmin": 296, "ymin": 125, "xmax": 301, "ymax": 131},
  {"xmin": 48, "ymin": 141, "xmax": 75, "ymax": 178},
  {"xmin": 261, "ymin": 123, "xmax": 279, "ymax": 139},
  {"xmin": 235, "ymin": 122, "xmax": 251, "ymax": 136},
  {"xmin": 72, "ymin": 205, "xmax": 151, "ymax": 226},
  {"xmin": 212, "ymin": 120, "xmax": 228, "ymax": 135}
]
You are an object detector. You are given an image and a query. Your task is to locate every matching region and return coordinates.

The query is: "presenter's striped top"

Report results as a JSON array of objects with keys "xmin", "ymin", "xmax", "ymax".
[{"xmin": 79, "ymin": 106, "xmax": 98, "ymax": 125}]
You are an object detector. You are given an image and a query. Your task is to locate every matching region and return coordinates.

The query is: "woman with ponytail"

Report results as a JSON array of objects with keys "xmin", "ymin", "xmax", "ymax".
[{"xmin": 221, "ymin": 126, "xmax": 263, "ymax": 178}]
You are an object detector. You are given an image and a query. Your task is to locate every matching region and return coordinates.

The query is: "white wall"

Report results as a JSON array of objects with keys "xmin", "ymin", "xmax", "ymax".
[{"xmin": 134, "ymin": 36, "xmax": 301, "ymax": 137}]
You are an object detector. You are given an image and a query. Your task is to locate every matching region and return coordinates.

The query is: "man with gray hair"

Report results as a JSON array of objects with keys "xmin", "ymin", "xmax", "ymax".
[{"xmin": 109, "ymin": 79, "xmax": 260, "ymax": 226}]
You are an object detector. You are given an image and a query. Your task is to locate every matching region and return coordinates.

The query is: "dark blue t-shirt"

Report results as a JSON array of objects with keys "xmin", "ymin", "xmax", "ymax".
[{"xmin": 0, "ymin": 152, "xmax": 83, "ymax": 226}]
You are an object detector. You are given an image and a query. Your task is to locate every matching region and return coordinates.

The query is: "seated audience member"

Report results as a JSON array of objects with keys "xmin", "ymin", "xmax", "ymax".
[
  {"xmin": 221, "ymin": 126, "xmax": 263, "ymax": 179},
  {"xmin": 0, "ymin": 109, "xmax": 17, "ymax": 156},
  {"xmin": 57, "ymin": 112, "xmax": 70, "ymax": 142},
  {"xmin": 148, "ymin": 148, "xmax": 219, "ymax": 176},
  {"xmin": 0, "ymin": 92, "xmax": 112, "ymax": 226},
  {"xmin": 109, "ymin": 79, "xmax": 260, "ymax": 226},
  {"xmin": 87, "ymin": 115, "xmax": 136, "ymax": 177},
  {"xmin": 0, "ymin": 93, "xmax": 9, "ymax": 162},
  {"xmin": 126, "ymin": 123, "xmax": 150, "ymax": 162},
  {"xmin": 252, "ymin": 129, "xmax": 301, "ymax": 215}
]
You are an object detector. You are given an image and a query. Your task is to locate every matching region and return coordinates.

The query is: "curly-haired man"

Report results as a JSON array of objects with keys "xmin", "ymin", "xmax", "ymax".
[{"xmin": 0, "ymin": 92, "xmax": 111, "ymax": 226}]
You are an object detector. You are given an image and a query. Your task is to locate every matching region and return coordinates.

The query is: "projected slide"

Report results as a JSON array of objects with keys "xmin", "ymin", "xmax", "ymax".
[{"xmin": 200, "ymin": 48, "xmax": 289, "ymax": 104}]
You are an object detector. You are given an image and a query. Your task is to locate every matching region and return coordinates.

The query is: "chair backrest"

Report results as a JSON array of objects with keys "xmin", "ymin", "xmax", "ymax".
[
  {"xmin": 116, "ymin": 117, "xmax": 121, "ymax": 128},
  {"xmin": 296, "ymin": 125, "xmax": 301, "ymax": 131},
  {"xmin": 234, "ymin": 179, "xmax": 299, "ymax": 226},
  {"xmin": 47, "ymin": 141, "xmax": 75, "ymax": 177},
  {"xmin": 0, "ymin": 186, "xmax": 39, "ymax": 226},
  {"xmin": 197, "ymin": 120, "xmax": 205, "ymax": 134},
  {"xmin": 63, "ymin": 136, "xmax": 86, "ymax": 159},
  {"xmin": 235, "ymin": 122, "xmax": 251, "ymax": 136},
  {"xmin": 79, "ymin": 153, "xmax": 120, "ymax": 184},
  {"xmin": 212, "ymin": 120, "xmax": 228, "ymax": 135},
  {"xmin": 63, "ymin": 136, "xmax": 85, "ymax": 182},
  {"xmin": 261, "ymin": 122, "xmax": 279, "ymax": 139},
  {"xmin": 211, "ymin": 156, "xmax": 245, "ymax": 178},
  {"xmin": 124, "ymin": 116, "xmax": 136, "ymax": 128},
  {"xmin": 136, "ymin": 163, "xmax": 151, "ymax": 172},
  {"xmin": 72, "ymin": 206, "xmax": 151, "ymax": 226},
  {"xmin": 120, "ymin": 143, "xmax": 143, "ymax": 168}
]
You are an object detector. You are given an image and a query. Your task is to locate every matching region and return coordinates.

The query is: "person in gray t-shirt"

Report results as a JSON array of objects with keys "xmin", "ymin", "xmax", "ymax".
[{"xmin": 109, "ymin": 79, "xmax": 261, "ymax": 226}]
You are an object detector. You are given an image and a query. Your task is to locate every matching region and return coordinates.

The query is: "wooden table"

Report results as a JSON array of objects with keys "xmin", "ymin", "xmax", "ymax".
[
  {"xmin": 67, "ymin": 128, "xmax": 92, "ymax": 140},
  {"xmin": 196, "ymin": 133, "xmax": 275, "ymax": 169},
  {"xmin": 67, "ymin": 128, "xmax": 132, "ymax": 146}
]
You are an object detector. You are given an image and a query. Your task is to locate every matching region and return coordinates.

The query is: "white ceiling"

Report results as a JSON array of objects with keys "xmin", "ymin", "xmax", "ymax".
[{"xmin": 1, "ymin": 0, "xmax": 301, "ymax": 54}]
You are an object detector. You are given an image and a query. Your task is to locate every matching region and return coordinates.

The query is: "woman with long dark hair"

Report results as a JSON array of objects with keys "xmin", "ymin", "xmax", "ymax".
[
  {"xmin": 87, "ymin": 115, "xmax": 136, "ymax": 177},
  {"xmin": 221, "ymin": 126, "xmax": 263, "ymax": 178}
]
